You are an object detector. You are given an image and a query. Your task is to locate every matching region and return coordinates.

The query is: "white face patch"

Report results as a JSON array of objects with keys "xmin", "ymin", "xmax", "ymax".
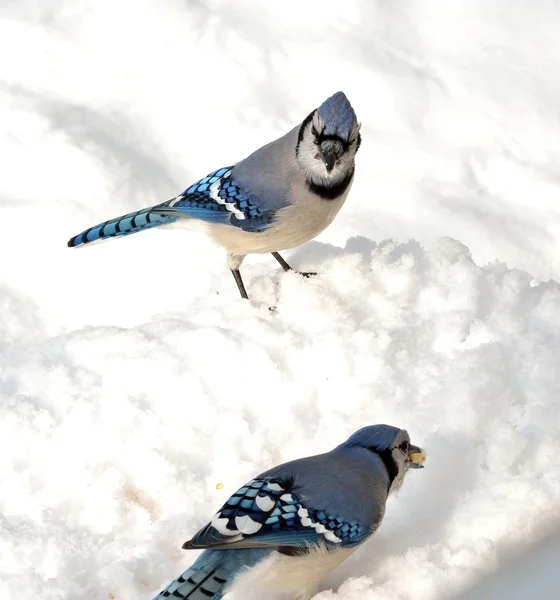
[
  {"xmin": 387, "ymin": 438, "xmax": 412, "ymax": 495},
  {"xmin": 296, "ymin": 118, "xmax": 360, "ymax": 189}
]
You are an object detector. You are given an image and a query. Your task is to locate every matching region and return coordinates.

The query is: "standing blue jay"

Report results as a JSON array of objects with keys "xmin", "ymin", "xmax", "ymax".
[
  {"xmin": 153, "ymin": 425, "xmax": 426, "ymax": 600},
  {"xmin": 67, "ymin": 92, "xmax": 361, "ymax": 299}
]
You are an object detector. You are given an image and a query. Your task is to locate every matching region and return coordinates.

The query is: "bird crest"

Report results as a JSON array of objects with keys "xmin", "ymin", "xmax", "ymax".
[{"xmin": 317, "ymin": 91, "xmax": 358, "ymax": 141}]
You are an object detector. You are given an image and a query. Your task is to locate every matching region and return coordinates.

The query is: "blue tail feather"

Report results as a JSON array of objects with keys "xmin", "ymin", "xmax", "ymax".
[
  {"xmin": 153, "ymin": 549, "xmax": 271, "ymax": 600},
  {"xmin": 67, "ymin": 206, "xmax": 179, "ymax": 248}
]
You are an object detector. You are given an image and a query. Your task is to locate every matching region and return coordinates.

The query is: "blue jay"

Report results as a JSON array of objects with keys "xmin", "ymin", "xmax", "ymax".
[
  {"xmin": 153, "ymin": 425, "xmax": 425, "ymax": 600},
  {"xmin": 67, "ymin": 92, "xmax": 361, "ymax": 299}
]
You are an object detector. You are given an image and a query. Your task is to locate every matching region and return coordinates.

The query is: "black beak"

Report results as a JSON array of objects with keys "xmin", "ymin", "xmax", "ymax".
[{"xmin": 321, "ymin": 149, "xmax": 337, "ymax": 173}]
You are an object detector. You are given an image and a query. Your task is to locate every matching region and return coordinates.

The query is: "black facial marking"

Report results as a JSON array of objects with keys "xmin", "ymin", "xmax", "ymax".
[
  {"xmin": 399, "ymin": 440, "xmax": 410, "ymax": 453},
  {"xmin": 307, "ymin": 168, "xmax": 354, "ymax": 201},
  {"xmin": 368, "ymin": 447, "xmax": 399, "ymax": 489},
  {"xmin": 296, "ymin": 109, "xmax": 316, "ymax": 156}
]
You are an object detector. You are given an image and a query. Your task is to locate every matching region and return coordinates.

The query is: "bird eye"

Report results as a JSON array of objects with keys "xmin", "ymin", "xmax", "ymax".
[
  {"xmin": 399, "ymin": 441, "xmax": 410, "ymax": 453},
  {"xmin": 311, "ymin": 126, "xmax": 318, "ymax": 137}
]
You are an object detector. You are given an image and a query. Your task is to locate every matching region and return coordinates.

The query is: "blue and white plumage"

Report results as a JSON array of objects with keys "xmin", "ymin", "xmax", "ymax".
[
  {"xmin": 153, "ymin": 425, "xmax": 426, "ymax": 600},
  {"xmin": 67, "ymin": 92, "xmax": 361, "ymax": 299}
]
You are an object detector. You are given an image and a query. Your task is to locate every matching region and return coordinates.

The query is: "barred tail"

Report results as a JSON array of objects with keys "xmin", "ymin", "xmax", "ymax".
[
  {"xmin": 153, "ymin": 548, "xmax": 269, "ymax": 600},
  {"xmin": 154, "ymin": 551, "xmax": 231, "ymax": 600},
  {"xmin": 67, "ymin": 206, "xmax": 178, "ymax": 248}
]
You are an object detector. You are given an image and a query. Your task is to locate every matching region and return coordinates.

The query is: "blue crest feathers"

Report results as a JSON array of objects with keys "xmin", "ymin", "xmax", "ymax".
[
  {"xmin": 317, "ymin": 91, "xmax": 358, "ymax": 140},
  {"xmin": 336, "ymin": 425, "xmax": 403, "ymax": 452}
]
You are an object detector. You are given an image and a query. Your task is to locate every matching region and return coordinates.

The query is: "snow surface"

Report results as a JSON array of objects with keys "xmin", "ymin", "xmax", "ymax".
[
  {"xmin": 1, "ymin": 1, "xmax": 560, "ymax": 599},
  {"xmin": 453, "ymin": 529, "xmax": 560, "ymax": 600}
]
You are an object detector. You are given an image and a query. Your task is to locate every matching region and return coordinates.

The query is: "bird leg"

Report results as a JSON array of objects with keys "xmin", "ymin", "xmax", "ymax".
[
  {"xmin": 227, "ymin": 252, "xmax": 249, "ymax": 299},
  {"xmin": 271, "ymin": 251, "xmax": 293, "ymax": 272},
  {"xmin": 230, "ymin": 269, "xmax": 249, "ymax": 299},
  {"xmin": 271, "ymin": 252, "xmax": 316, "ymax": 278}
]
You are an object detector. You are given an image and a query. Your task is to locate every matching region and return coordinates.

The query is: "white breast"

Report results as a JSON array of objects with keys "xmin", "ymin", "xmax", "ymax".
[{"xmin": 206, "ymin": 177, "xmax": 353, "ymax": 257}]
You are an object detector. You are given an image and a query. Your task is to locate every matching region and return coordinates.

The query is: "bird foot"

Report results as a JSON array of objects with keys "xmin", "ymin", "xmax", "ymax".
[{"xmin": 271, "ymin": 251, "xmax": 317, "ymax": 279}]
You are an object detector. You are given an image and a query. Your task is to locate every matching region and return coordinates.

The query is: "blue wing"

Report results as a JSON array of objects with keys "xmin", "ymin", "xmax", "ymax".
[
  {"xmin": 67, "ymin": 167, "xmax": 276, "ymax": 248},
  {"xmin": 157, "ymin": 167, "xmax": 276, "ymax": 233},
  {"xmin": 183, "ymin": 478, "xmax": 369, "ymax": 551}
]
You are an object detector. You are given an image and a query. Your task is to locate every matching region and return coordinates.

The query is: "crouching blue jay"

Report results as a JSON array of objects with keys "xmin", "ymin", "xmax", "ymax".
[{"xmin": 153, "ymin": 424, "xmax": 426, "ymax": 599}]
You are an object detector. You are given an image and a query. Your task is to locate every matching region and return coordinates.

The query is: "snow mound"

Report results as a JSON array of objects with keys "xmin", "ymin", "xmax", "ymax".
[{"xmin": 2, "ymin": 237, "xmax": 559, "ymax": 599}]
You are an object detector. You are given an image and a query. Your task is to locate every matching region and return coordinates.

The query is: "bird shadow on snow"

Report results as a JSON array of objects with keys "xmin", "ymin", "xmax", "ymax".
[
  {"xmin": 8, "ymin": 84, "xmax": 182, "ymax": 209},
  {"xmin": 268, "ymin": 235, "xmax": 427, "ymax": 314},
  {"xmin": 0, "ymin": 283, "xmax": 46, "ymax": 348},
  {"xmin": 431, "ymin": 186, "xmax": 555, "ymax": 265},
  {"xmin": 446, "ymin": 526, "xmax": 560, "ymax": 600},
  {"xmin": 287, "ymin": 234, "xmax": 425, "ymax": 273}
]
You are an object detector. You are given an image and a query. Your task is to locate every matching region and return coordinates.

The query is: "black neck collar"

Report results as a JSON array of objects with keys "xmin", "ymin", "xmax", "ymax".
[
  {"xmin": 369, "ymin": 447, "xmax": 398, "ymax": 490},
  {"xmin": 307, "ymin": 168, "xmax": 354, "ymax": 201}
]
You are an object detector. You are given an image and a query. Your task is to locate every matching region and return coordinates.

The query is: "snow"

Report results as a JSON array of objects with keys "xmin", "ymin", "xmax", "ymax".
[{"xmin": 1, "ymin": 1, "xmax": 560, "ymax": 599}]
